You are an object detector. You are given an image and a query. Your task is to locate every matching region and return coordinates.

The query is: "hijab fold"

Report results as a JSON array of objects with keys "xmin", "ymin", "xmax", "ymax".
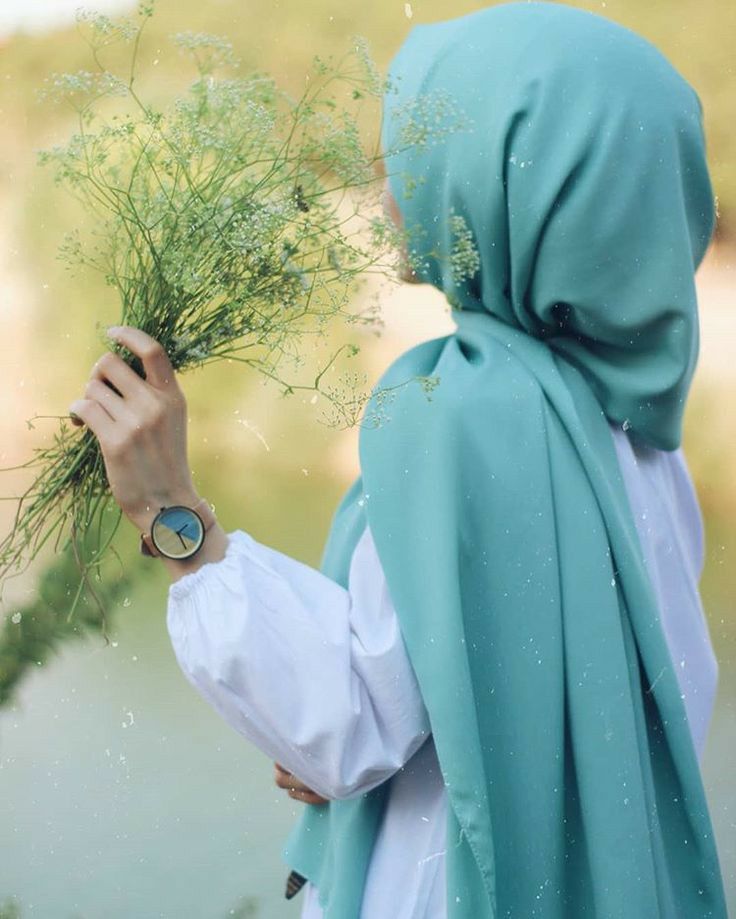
[{"xmin": 282, "ymin": 3, "xmax": 726, "ymax": 915}]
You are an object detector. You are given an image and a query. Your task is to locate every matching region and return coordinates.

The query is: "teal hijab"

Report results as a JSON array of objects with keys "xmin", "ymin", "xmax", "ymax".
[{"xmin": 282, "ymin": 3, "xmax": 727, "ymax": 916}]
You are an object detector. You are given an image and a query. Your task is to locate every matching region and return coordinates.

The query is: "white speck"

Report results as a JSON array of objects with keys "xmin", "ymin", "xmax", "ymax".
[
  {"xmin": 622, "ymin": 418, "xmax": 631, "ymax": 431},
  {"xmin": 122, "ymin": 597, "xmax": 131, "ymax": 608},
  {"xmin": 417, "ymin": 849, "xmax": 445, "ymax": 865},
  {"xmin": 237, "ymin": 418, "xmax": 271, "ymax": 451},
  {"xmin": 404, "ymin": 2, "xmax": 413, "ymax": 17},
  {"xmin": 645, "ymin": 666, "xmax": 666, "ymax": 694},
  {"xmin": 310, "ymin": 393, "xmax": 319, "ymax": 404},
  {"xmin": 11, "ymin": 612, "xmax": 21, "ymax": 624},
  {"xmin": 301, "ymin": 468, "xmax": 309, "ymax": 476}
]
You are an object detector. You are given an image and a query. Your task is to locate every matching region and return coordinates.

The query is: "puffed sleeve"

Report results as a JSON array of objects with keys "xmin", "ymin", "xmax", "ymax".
[{"xmin": 165, "ymin": 523, "xmax": 431, "ymax": 801}]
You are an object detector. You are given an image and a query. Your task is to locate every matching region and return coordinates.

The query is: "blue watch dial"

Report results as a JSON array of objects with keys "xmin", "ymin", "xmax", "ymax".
[{"xmin": 151, "ymin": 506, "xmax": 204, "ymax": 559}]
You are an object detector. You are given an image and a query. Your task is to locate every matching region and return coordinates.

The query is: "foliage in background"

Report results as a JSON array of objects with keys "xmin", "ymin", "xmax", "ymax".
[
  {"xmin": 0, "ymin": 898, "xmax": 21, "ymax": 919},
  {"xmin": 0, "ymin": 503, "xmax": 142, "ymax": 707}
]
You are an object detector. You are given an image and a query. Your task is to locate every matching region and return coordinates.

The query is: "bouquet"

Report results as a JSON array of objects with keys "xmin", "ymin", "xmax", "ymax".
[{"xmin": 0, "ymin": 2, "xmax": 475, "ymax": 702}]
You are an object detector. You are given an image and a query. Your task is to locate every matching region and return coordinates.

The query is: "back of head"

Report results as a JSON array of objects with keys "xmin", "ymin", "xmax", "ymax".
[{"xmin": 381, "ymin": 1, "xmax": 715, "ymax": 450}]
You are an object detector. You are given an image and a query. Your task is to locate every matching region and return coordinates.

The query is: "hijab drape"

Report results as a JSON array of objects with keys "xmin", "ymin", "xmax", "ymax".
[{"xmin": 282, "ymin": 3, "xmax": 727, "ymax": 915}]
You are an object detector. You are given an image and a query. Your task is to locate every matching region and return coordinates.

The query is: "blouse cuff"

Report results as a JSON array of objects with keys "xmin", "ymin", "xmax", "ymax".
[{"xmin": 167, "ymin": 529, "xmax": 257, "ymax": 604}]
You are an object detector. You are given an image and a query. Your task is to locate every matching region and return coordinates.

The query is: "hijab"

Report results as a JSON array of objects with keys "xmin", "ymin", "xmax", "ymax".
[{"xmin": 282, "ymin": 3, "xmax": 727, "ymax": 915}]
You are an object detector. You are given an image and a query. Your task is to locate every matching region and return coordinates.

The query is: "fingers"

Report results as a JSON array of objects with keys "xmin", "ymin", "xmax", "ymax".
[
  {"xmin": 106, "ymin": 326, "xmax": 178, "ymax": 391},
  {"xmin": 82, "ymin": 377, "xmax": 134, "ymax": 425},
  {"xmin": 275, "ymin": 762, "xmax": 309, "ymax": 790},
  {"xmin": 292, "ymin": 791, "xmax": 329, "ymax": 804},
  {"xmin": 91, "ymin": 351, "xmax": 151, "ymax": 404},
  {"xmin": 66, "ymin": 397, "xmax": 117, "ymax": 444},
  {"xmin": 69, "ymin": 326, "xmax": 183, "ymax": 430},
  {"xmin": 273, "ymin": 763, "xmax": 329, "ymax": 805}
]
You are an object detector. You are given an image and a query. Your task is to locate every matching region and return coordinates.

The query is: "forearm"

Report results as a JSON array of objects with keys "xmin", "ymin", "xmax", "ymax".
[{"xmin": 166, "ymin": 527, "xmax": 431, "ymax": 800}]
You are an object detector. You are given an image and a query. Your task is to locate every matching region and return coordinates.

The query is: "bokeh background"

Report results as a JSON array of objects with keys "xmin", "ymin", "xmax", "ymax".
[{"xmin": 0, "ymin": 1, "xmax": 733, "ymax": 916}]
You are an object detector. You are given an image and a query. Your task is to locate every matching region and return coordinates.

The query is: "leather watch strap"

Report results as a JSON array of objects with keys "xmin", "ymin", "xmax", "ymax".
[{"xmin": 140, "ymin": 497, "xmax": 217, "ymax": 558}]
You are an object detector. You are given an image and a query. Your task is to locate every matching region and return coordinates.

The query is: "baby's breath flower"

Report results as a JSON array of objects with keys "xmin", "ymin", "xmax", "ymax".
[
  {"xmin": 38, "ymin": 70, "xmax": 128, "ymax": 105},
  {"xmin": 75, "ymin": 9, "xmax": 137, "ymax": 44},
  {"xmin": 350, "ymin": 36, "xmax": 386, "ymax": 97},
  {"xmin": 448, "ymin": 212, "xmax": 481, "ymax": 283},
  {"xmin": 172, "ymin": 31, "xmax": 239, "ymax": 73},
  {"xmin": 392, "ymin": 89, "xmax": 473, "ymax": 150}
]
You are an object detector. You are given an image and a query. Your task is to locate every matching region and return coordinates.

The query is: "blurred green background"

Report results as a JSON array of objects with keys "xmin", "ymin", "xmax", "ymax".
[{"xmin": 0, "ymin": 1, "xmax": 733, "ymax": 916}]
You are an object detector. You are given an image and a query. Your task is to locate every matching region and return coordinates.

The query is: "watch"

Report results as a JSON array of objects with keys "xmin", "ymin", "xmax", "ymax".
[{"xmin": 139, "ymin": 497, "xmax": 217, "ymax": 560}]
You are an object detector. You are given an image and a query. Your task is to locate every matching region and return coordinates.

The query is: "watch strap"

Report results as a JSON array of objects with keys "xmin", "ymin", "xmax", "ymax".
[{"xmin": 140, "ymin": 497, "xmax": 217, "ymax": 558}]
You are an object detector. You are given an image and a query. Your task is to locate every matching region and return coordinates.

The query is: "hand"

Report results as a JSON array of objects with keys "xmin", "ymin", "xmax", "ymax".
[
  {"xmin": 67, "ymin": 326, "xmax": 199, "ymax": 533},
  {"xmin": 273, "ymin": 762, "xmax": 330, "ymax": 805}
]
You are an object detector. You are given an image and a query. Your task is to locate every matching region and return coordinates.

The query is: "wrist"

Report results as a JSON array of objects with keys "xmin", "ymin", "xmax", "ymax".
[
  {"xmin": 128, "ymin": 488, "xmax": 202, "ymax": 535},
  {"xmin": 162, "ymin": 521, "xmax": 230, "ymax": 583}
]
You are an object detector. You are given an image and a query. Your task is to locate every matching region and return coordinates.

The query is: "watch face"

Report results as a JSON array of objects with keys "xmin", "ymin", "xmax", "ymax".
[{"xmin": 151, "ymin": 506, "xmax": 204, "ymax": 559}]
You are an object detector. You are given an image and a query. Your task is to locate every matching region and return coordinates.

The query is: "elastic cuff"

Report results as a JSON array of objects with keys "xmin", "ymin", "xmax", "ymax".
[{"xmin": 167, "ymin": 530, "xmax": 253, "ymax": 603}]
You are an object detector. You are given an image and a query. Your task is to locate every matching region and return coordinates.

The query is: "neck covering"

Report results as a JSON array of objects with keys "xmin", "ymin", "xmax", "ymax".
[{"xmin": 282, "ymin": 3, "xmax": 727, "ymax": 915}]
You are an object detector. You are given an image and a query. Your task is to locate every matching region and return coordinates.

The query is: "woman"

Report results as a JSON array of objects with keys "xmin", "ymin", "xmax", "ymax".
[{"xmin": 67, "ymin": 2, "xmax": 728, "ymax": 916}]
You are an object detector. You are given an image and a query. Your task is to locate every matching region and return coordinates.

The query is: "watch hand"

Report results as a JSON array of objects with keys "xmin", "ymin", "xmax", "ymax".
[{"xmin": 177, "ymin": 532, "xmax": 187, "ymax": 547}]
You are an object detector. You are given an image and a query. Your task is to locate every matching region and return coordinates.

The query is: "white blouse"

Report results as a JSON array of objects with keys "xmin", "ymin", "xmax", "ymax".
[{"xmin": 165, "ymin": 420, "xmax": 719, "ymax": 919}]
